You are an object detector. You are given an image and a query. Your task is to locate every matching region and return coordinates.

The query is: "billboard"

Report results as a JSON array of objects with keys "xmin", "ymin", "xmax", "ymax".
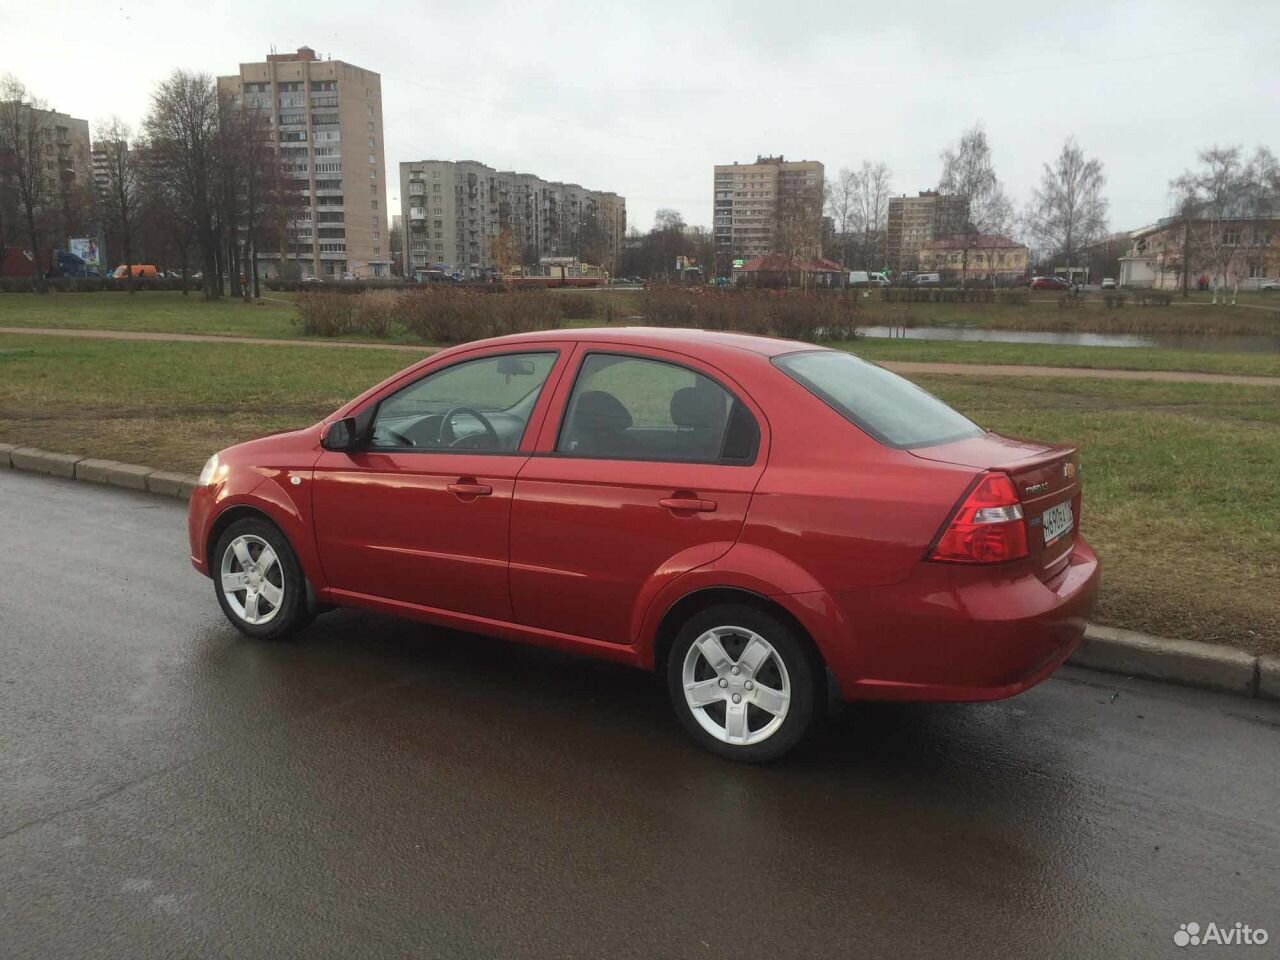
[{"xmin": 68, "ymin": 237, "xmax": 102, "ymax": 270}]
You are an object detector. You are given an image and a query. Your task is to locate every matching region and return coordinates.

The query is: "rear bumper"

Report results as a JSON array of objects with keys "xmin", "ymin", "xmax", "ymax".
[{"xmin": 825, "ymin": 537, "xmax": 1100, "ymax": 701}]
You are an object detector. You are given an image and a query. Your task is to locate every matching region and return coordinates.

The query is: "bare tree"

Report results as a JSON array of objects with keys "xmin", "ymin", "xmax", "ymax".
[
  {"xmin": 1027, "ymin": 137, "xmax": 1107, "ymax": 273},
  {"xmin": 939, "ymin": 125, "xmax": 1014, "ymax": 285},
  {"xmin": 825, "ymin": 168, "xmax": 857, "ymax": 264},
  {"xmin": 144, "ymin": 70, "xmax": 221, "ymax": 298},
  {"xmin": 652, "ymin": 208, "xmax": 686, "ymax": 281},
  {"xmin": 852, "ymin": 161, "xmax": 892, "ymax": 270},
  {"xmin": 94, "ymin": 117, "xmax": 142, "ymax": 292},
  {"xmin": 0, "ymin": 75, "xmax": 53, "ymax": 287},
  {"xmin": 1171, "ymin": 145, "xmax": 1279, "ymax": 302}
]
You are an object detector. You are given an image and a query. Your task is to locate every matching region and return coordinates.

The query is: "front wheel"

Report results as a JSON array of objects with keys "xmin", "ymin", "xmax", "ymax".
[
  {"xmin": 667, "ymin": 604, "xmax": 821, "ymax": 762},
  {"xmin": 212, "ymin": 518, "xmax": 311, "ymax": 640}
]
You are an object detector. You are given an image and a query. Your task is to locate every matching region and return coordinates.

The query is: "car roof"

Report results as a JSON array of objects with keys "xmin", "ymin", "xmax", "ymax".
[{"xmin": 482, "ymin": 326, "xmax": 822, "ymax": 359}]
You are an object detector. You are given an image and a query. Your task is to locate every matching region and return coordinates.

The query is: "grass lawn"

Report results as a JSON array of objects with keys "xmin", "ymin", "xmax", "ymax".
[
  {"xmin": 846, "ymin": 337, "xmax": 1280, "ymax": 378},
  {"xmin": 0, "ymin": 291, "xmax": 303, "ymax": 339},
  {"xmin": 2, "ymin": 330, "xmax": 1277, "ymax": 655}
]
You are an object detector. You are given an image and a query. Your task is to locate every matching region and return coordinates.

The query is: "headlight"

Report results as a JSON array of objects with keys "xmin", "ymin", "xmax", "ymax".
[{"xmin": 198, "ymin": 454, "xmax": 220, "ymax": 486}]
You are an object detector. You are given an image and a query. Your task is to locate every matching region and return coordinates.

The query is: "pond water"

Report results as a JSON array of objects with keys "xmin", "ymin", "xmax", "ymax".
[{"xmin": 859, "ymin": 325, "xmax": 1280, "ymax": 353}]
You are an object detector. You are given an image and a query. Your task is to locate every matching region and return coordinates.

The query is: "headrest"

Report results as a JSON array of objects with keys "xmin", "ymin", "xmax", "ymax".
[
  {"xmin": 572, "ymin": 390, "xmax": 632, "ymax": 433},
  {"xmin": 670, "ymin": 386, "xmax": 725, "ymax": 429}
]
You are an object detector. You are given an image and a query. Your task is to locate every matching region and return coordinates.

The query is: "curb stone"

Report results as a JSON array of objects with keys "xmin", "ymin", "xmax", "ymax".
[
  {"xmin": 5, "ymin": 446, "xmax": 196, "ymax": 500},
  {"xmin": 2, "ymin": 443, "xmax": 1275, "ymax": 702},
  {"xmin": 10, "ymin": 447, "xmax": 81, "ymax": 478},
  {"xmin": 1071, "ymin": 625, "xmax": 1270, "ymax": 700}
]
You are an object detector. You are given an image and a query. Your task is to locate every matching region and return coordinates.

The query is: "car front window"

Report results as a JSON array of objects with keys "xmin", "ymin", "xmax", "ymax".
[{"xmin": 371, "ymin": 351, "xmax": 557, "ymax": 452}]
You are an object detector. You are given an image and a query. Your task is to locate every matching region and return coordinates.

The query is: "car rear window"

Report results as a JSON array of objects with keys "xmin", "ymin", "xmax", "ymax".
[{"xmin": 773, "ymin": 350, "xmax": 983, "ymax": 448}]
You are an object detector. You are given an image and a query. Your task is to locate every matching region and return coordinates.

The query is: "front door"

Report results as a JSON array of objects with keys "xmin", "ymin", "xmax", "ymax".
[
  {"xmin": 509, "ymin": 347, "xmax": 767, "ymax": 645},
  {"xmin": 312, "ymin": 348, "xmax": 564, "ymax": 620}
]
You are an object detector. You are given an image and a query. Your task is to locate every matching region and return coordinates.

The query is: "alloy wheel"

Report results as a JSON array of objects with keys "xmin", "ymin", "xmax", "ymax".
[
  {"xmin": 681, "ymin": 625, "xmax": 791, "ymax": 745},
  {"xmin": 219, "ymin": 534, "xmax": 285, "ymax": 626}
]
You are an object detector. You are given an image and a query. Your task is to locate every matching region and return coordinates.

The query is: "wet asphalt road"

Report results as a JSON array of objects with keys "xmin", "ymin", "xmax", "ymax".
[{"xmin": 1, "ymin": 470, "xmax": 1278, "ymax": 959}]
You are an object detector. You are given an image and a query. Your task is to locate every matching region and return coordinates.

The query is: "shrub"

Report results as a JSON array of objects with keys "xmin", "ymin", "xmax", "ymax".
[
  {"xmin": 636, "ymin": 286, "xmax": 858, "ymax": 341},
  {"xmin": 555, "ymin": 292, "xmax": 597, "ymax": 320},
  {"xmin": 294, "ymin": 292, "xmax": 355, "ymax": 337},
  {"xmin": 1103, "ymin": 292, "xmax": 1128, "ymax": 309},
  {"xmin": 390, "ymin": 288, "xmax": 563, "ymax": 343},
  {"xmin": 354, "ymin": 290, "xmax": 397, "ymax": 338}
]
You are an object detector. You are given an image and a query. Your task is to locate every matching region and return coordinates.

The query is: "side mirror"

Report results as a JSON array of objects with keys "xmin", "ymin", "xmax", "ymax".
[{"xmin": 322, "ymin": 416, "xmax": 360, "ymax": 452}]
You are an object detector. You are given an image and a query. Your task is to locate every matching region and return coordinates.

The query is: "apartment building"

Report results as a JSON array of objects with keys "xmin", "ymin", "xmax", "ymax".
[
  {"xmin": 885, "ymin": 190, "xmax": 969, "ymax": 273},
  {"xmin": 713, "ymin": 156, "xmax": 824, "ymax": 276},
  {"xmin": 218, "ymin": 46, "xmax": 390, "ymax": 279},
  {"xmin": 0, "ymin": 101, "xmax": 91, "ymax": 219},
  {"xmin": 399, "ymin": 159, "xmax": 625, "ymax": 279}
]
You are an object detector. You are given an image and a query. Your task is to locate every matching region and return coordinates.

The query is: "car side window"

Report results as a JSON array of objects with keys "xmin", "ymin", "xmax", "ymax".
[
  {"xmin": 556, "ymin": 353, "xmax": 758, "ymax": 464},
  {"xmin": 370, "ymin": 351, "xmax": 556, "ymax": 452}
]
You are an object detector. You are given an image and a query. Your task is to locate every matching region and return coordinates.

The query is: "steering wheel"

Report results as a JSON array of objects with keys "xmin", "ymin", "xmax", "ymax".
[{"xmin": 439, "ymin": 407, "xmax": 501, "ymax": 449}]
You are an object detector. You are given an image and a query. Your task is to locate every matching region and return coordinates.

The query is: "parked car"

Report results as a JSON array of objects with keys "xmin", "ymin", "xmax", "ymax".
[
  {"xmin": 301, "ymin": 275, "xmax": 324, "ymax": 285},
  {"xmin": 189, "ymin": 328, "xmax": 1099, "ymax": 761},
  {"xmin": 111, "ymin": 263, "xmax": 160, "ymax": 279},
  {"xmin": 1100, "ymin": 278, "xmax": 1117, "ymax": 290},
  {"xmin": 1260, "ymin": 280, "xmax": 1280, "ymax": 292},
  {"xmin": 913, "ymin": 272, "xmax": 943, "ymax": 286},
  {"xmin": 849, "ymin": 271, "xmax": 891, "ymax": 287},
  {"xmin": 1030, "ymin": 276, "xmax": 1070, "ymax": 290}
]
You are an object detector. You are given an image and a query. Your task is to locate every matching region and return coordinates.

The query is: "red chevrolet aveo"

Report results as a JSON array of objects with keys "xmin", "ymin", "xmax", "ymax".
[{"xmin": 189, "ymin": 328, "xmax": 1099, "ymax": 761}]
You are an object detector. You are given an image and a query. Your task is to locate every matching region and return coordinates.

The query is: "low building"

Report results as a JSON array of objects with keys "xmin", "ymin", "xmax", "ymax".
[
  {"xmin": 1118, "ymin": 214, "xmax": 1279, "ymax": 290},
  {"xmin": 733, "ymin": 253, "xmax": 845, "ymax": 288},
  {"xmin": 917, "ymin": 234, "xmax": 1028, "ymax": 284}
]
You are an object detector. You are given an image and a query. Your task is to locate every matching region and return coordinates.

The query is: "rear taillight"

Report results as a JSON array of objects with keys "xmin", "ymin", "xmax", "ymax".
[{"xmin": 929, "ymin": 471, "xmax": 1029, "ymax": 564}]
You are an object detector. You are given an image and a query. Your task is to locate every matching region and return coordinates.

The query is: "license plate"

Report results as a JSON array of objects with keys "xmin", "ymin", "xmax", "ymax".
[{"xmin": 1042, "ymin": 501, "xmax": 1074, "ymax": 545}]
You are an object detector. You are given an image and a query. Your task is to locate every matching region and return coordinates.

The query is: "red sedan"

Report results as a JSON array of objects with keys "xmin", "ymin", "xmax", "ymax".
[
  {"xmin": 189, "ymin": 328, "xmax": 1099, "ymax": 761},
  {"xmin": 1030, "ymin": 276, "xmax": 1071, "ymax": 290}
]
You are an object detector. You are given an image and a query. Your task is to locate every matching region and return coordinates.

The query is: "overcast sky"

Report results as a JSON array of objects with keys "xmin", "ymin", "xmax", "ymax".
[{"xmin": 3, "ymin": 0, "xmax": 1277, "ymax": 235}]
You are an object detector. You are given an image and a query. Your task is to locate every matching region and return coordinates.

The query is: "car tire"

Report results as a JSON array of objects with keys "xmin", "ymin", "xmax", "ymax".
[
  {"xmin": 667, "ymin": 603, "xmax": 822, "ymax": 762},
  {"xmin": 212, "ymin": 517, "xmax": 312, "ymax": 640}
]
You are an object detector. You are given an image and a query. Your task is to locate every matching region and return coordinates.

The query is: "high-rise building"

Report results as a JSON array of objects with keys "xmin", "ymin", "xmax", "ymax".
[
  {"xmin": 218, "ymin": 46, "xmax": 390, "ymax": 279},
  {"xmin": 0, "ymin": 101, "xmax": 91, "ymax": 215},
  {"xmin": 712, "ymin": 155, "xmax": 824, "ymax": 275},
  {"xmin": 399, "ymin": 159, "xmax": 625, "ymax": 279},
  {"xmin": 885, "ymin": 190, "xmax": 969, "ymax": 273}
]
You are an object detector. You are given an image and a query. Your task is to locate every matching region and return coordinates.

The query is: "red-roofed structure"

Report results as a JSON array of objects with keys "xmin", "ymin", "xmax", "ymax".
[{"xmin": 734, "ymin": 254, "xmax": 846, "ymax": 288}]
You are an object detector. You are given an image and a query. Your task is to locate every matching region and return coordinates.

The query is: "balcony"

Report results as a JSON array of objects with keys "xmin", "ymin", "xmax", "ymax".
[{"xmin": 409, "ymin": 207, "xmax": 427, "ymax": 221}]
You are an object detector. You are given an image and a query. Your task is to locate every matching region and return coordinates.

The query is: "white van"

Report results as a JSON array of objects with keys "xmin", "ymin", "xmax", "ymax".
[{"xmin": 849, "ymin": 271, "xmax": 890, "ymax": 287}]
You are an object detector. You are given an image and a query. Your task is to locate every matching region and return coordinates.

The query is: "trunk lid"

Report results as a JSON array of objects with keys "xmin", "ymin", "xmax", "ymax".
[{"xmin": 913, "ymin": 432, "xmax": 1082, "ymax": 580}]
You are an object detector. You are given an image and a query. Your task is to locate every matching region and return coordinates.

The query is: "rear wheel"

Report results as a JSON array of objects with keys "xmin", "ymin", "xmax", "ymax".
[
  {"xmin": 212, "ymin": 518, "xmax": 310, "ymax": 640},
  {"xmin": 666, "ymin": 604, "xmax": 821, "ymax": 762}
]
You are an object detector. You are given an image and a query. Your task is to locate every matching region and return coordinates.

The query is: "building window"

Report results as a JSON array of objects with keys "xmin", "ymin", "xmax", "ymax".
[
  {"xmin": 1248, "ymin": 261, "xmax": 1267, "ymax": 278},
  {"xmin": 1221, "ymin": 229, "xmax": 1242, "ymax": 246}
]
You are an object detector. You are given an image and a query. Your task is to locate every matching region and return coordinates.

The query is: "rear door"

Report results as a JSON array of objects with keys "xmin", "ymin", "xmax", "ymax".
[{"xmin": 508, "ymin": 345, "xmax": 768, "ymax": 645}]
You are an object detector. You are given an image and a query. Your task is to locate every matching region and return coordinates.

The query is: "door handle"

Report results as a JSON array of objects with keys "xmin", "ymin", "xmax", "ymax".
[
  {"xmin": 659, "ymin": 497, "xmax": 717, "ymax": 513},
  {"xmin": 447, "ymin": 481, "xmax": 493, "ymax": 497}
]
